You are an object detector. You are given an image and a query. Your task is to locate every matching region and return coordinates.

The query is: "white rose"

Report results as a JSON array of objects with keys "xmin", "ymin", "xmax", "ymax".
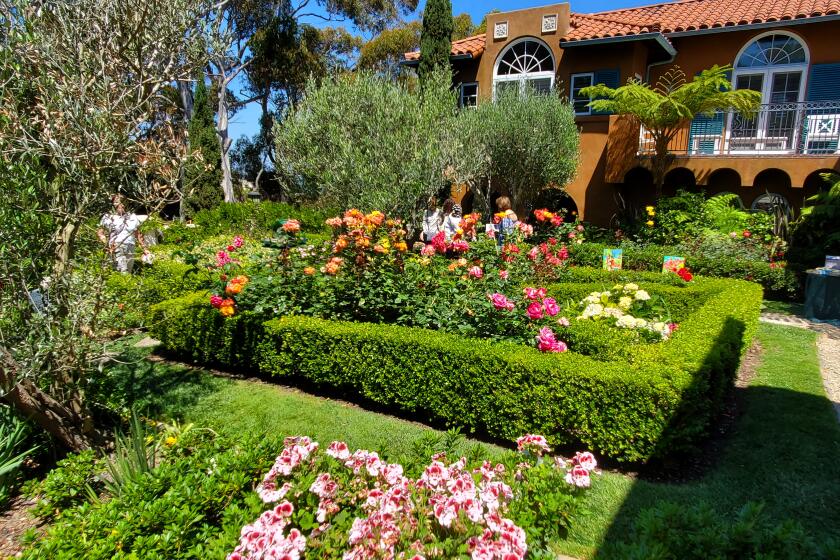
[
  {"xmin": 634, "ymin": 290, "xmax": 651, "ymax": 301},
  {"xmin": 623, "ymin": 283, "xmax": 639, "ymax": 292},
  {"xmin": 618, "ymin": 296, "xmax": 633, "ymax": 310}
]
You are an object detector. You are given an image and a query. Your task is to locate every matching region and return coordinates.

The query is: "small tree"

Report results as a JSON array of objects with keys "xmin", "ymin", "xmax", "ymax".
[
  {"xmin": 582, "ymin": 65, "xmax": 760, "ymax": 198},
  {"xmin": 418, "ymin": 0, "xmax": 453, "ymax": 87},
  {"xmin": 464, "ymin": 87, "xmax": 580, "ymax": 215},
  {"xmin": 274, "ymin": 70, "xmax": 485, "ymax": 230},
  {"xmin": 184, "ymin": 79, "xmax": 224, "ymax": 217}
]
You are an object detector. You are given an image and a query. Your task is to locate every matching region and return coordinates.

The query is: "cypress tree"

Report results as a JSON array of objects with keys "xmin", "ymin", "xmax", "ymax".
[
  {"xmin": 418, "ymin": 0, "xmax": 453, "ymax": 87},
  {"xmin": 184, "ymin": 78, "xmax": 223, "ymax": 217}
]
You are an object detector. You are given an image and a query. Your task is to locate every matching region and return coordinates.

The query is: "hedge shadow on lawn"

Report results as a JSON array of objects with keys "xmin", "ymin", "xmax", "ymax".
[{"xmin": 593, "ymin": 362, "xmax": 840, "ymax": 556}]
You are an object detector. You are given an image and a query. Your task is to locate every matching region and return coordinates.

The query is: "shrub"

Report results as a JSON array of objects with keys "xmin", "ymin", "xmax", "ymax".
[
  {"xmin": 603, "ymin": 501, "xmax": 837, "ymax": 559},
  {"xmin": 150, "ymin": 275, "xmax": 762, "ymax": 461},
  {"xmin": 104, "ymin": 261, "xmax": 213, "ymax": 328},
  {"xmin": 567, "ymin": 242, "xmax": 800, "ymax": 299},
  {"xmin": 26, "ymin": 450, "xmax": 103, "ymax": 519},
  {"xmin": 274, "ymin": 70, "xmax": 486, "ymax": 231},
  {"xmin": 191, "ymin": 201, "xmax": 334, "ymax": 238},
  {"xmin": 788, "ymin": 173, "xmax": 840, "ymax": 272}
]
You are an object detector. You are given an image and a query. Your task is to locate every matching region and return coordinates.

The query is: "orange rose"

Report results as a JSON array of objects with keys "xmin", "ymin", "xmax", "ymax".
[
  {"xmin": 219, "ymin": 305, "xmax": 235, "ymax": 317},
  {"xmin": 225, "ymin": 282, "xmax": 243, "ymax": 295},
  {"xmin": 395, "ymin": 242, "xmax": 408, "ymax": 252},
  {"xmin": 303, "ymin": 266, "xmax": 316, "ymax": 275}
]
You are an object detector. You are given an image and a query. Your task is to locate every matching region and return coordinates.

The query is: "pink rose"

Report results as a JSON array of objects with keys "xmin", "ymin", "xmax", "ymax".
[
  {"xmin": 536, "ymin": 287, "xmax": 547, "ymax": 299},
  {"xmin": 527, "ymin": 301, "xmax": 544, "ymax": 320},
  {"xmin": 568, "ymin": 231, "xmax": 576, "ymax": 239},
  {"xmin": 421, "ymin": 244, "xmax": 436, "ymax": 256},
  {"xmin": 210, "ymin": 294, "xmax": 223, "ymax": 308},
  {"xmin": 468, "ymin": 266, "xmax": 483, "ymax": 279},
  {"xmin": 557, "ymin": 317, "xmax": 570, "ymax": 327},
  {"xmin": 523, "ymin": 287, "xmax": 539, "ymax": 300},
  {"xmin": 233, "ymin": 235, "xmax": 244, "ymax": 248},
  {"xmin": 542, "ymin": 297, "xmax": 559, "ymax": 316},
  {"xmin": 527, "ymin": 246, "xmax": 539, "ymax": 261},
  {"xmin": 451, "ymin": 239, "xmax": 470, "ymax": 252},
  {"xmin": 499, "ymin": 270, "xmax": 509, "ymax": 280},
  {"xmin": 576, "ymin": 224, "xmax": 585, "ymax": 232},
  {"xmin": 489, "ymin": 293, "xmax": 515, "ymax": 311}
]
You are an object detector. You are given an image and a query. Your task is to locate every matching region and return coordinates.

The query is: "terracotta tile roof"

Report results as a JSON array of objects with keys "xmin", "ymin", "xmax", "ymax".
[
  {"xmin": 403, "ymin": 0, "xmax": 840, "ymax": 60},
  {"xmin": 403, "ymin": 34, "xmax": 486, "ymax": 61},
  {"xmin": 564, "ymin": 0, "xmax": 840, "ymax": 42}
]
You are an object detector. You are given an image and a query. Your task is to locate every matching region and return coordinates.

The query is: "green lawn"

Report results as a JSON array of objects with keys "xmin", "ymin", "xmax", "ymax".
[{"xmin": 123, "ymin": 322, "xmax": 840, "ymax": 558}]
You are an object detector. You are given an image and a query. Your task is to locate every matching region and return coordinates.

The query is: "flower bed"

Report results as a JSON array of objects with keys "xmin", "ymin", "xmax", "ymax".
[{"xmin": 150, "ymin": 273, "xmax": 760, "ymax": 462}]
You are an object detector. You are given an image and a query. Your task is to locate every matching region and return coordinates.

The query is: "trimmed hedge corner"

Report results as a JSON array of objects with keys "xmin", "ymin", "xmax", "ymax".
[{"xmin": 149, "ymin": 275, "xmax": 762, "ymax": 462}]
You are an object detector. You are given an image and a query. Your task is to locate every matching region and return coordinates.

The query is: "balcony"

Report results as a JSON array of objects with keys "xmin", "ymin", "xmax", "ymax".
[{"xmin": 639, "ymin": 100, "xmax": 840, "ymax": 156}]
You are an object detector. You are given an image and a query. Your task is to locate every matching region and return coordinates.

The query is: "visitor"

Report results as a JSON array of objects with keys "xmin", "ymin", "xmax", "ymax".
[
  {"xmin": 494, "ymin": 195, "xmax": 518, "ymax": 245},
  {"xmin": 442, "ymin": 199, "xmax": 462, "ymax": 240},
  {"xmin": 421, "ymin": 197, "xmax": 443, "ymax": 242},
  {"xmin": 97, "ymin": 194, "xmax": 149, "ymax": 274}
]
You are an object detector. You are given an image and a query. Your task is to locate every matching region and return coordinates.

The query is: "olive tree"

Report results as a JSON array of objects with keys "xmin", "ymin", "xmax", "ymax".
[
  {"xmin": 0, "ymin": 0, "xmax": 216, "ymax": 450},
  {"xmin": 274, "ymin": 69, "xmax": 486, "ymax": 230},
  {"xmin": 463, "ymin": 87, "xmax": 580, "ymax": 215}
]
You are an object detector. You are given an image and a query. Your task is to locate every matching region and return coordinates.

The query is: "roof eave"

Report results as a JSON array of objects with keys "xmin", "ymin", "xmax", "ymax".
[
  {"xmin": 665, "ymin": 13, "xmax": 840, "ymax": 37},
  {"xmin": 400, "ymin": 53, "xmax": 476, "ymax": 67},
  {"xmin": 561, "ymin": 32, "xmax": 677, "ymax": 58}
]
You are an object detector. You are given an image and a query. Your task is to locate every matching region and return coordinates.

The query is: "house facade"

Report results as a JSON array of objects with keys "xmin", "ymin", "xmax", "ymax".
[{"xmin": 403, "ymin": 0, "xmax": 840, "ymax": 226}]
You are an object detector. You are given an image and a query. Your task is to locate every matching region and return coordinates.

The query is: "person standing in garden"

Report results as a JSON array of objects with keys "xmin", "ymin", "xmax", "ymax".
[
  {"xmin": 494, "ymin": 195, "xmax": 519, "ymax": 245},
  {"xmin": 97, "ymin": 194, "xmax": 148, "ymax": 273},
  {"xmin": 442, "ymin": 199, "xmax": 462, "ymax": 240},
  {"xmin": 421, "ymin": 197, "xmax": 443, "ymax": 242}
]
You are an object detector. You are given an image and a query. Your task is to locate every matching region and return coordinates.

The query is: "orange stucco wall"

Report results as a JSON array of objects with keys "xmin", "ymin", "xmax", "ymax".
[{"xmin": 451, "ymin": 4, "xmax": 840, "ymax": 224}]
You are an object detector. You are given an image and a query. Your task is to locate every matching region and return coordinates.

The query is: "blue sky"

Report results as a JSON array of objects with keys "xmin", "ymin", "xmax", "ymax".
[{"xmin": 228, "ymin": 0, "xmax": 648, "ymax": 141}]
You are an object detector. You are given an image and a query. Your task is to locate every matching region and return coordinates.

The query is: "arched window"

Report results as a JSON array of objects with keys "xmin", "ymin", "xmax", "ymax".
[
  {"xmin": 493, "ymin": 38, "xmax": 555, "ymax": 98},
  {"xmin": 729, "ymin": 32, "xmax": 810, "ymax": 153},
  {"xmin": 736, "ymin": 34, "xmax": 807, "ymax": 68}
]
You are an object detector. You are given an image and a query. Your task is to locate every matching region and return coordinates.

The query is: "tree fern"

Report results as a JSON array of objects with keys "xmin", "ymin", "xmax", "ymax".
[{"xmin": 703, "ymin": 194, "xmax": 748, "ymax": 234}]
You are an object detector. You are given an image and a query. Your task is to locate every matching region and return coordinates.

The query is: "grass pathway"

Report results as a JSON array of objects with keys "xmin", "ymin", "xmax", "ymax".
[{"xmin": 129, "ymin": 322, "xmax": 840, "ymax": 558}]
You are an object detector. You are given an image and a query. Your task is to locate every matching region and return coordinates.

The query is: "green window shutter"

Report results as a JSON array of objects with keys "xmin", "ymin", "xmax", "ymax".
[
  {"xmin": 807, "ymin": 63, "xmax": 840, "ymax": 101},
  {"xmin": 686, "ymin": 70, "xmax": 731, "ymax": 154},
  {"xmin": 803, "ymin": 64, "xmax": 840, "ymax": 153},
  {"xmin": 592, "ymin": 69, "xmax": 620, "ymax": 115}
]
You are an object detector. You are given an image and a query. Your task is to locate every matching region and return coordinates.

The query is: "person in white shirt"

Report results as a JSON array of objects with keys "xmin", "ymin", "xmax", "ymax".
[
  {"xmin": 97, "ymin": 194, "xmax": 148, "ymax": 273},
  {"xmin": 421, "ymin": 197, "xmax": 443, "ymax": 242},
  {"xmin": 442, "ymin": 200, "xmax": 462, "ymax": 241}
]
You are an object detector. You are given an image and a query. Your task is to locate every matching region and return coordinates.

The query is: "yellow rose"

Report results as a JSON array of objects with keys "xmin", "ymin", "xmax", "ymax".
[
  {"xmin": 303, "ymin": 266, "xmax": 316, "ymax": 276},
  {"xmin": 646, "ymin": 220, "xmax": 655, "ymax": 227},
  {"xmin": 219, "ymin": 305, "xmax": 235, "ymax": 317},
  {"xmin": 645, "ymin": 206, "xmax": 655, "ymax": 214},
  {"xmin": 395, "ymin": 242, "xmax": 407, "ymax": 252}
]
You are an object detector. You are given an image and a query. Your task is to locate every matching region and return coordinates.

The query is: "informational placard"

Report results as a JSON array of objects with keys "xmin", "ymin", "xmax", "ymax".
[
  {"xmin": 663, "ymin": 256, "xmax": 686, "ymax": 273},
  {"xmin": 602, "ymin": 248, "xmax": 623, "ymax": 271}
]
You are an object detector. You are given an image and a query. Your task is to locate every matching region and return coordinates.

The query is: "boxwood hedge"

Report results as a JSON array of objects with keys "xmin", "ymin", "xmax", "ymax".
[{"xmin": 149, "ymin": 274, "xmax": 761, "ymax": 462}]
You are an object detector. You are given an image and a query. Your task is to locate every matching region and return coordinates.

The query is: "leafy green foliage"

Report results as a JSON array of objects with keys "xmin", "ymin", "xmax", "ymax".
[
  {"xmin": 274, "ymin": 70, "xmax": 486, "ymax": 230},
  {"xmin": 26, "ymin": 450, "xmax": 103, "ymax": 519},
  {"xmin": 789, "ymin": 173, "xmax": 840, "ymax": 272},
  {"xmin": 101, "ymin": 411, "xmax": 158, "ymax": 498},
  {"xmin": 463, "ymin": 87, "xmax": 580, "ymax": 213},
  {"xmin": 0, "ymin": 405, "xmax": 38, "ymax": 505},
  {"xmin": 604, "ymin": 502, "xmax": 839, "ymax": 559},
  {"xmin": 149, "ymin": 275, "xmax": 761, "ymax": 461},
  {"xmin": 418, "ymin": 0, "xmax": 453, "ymax": 87},
  {"xmin": 583, "ymin": 66, "xmax": 761, "ymax": 194},
  {"xmin": 22, "ymin": 431, "xmax": 277, "ymax": 559},
  {"xmin": 184, "ymin": 79, "xmax": 224, "ymax": 217}
]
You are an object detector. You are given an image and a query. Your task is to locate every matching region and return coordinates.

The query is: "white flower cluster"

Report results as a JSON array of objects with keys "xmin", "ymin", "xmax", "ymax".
[{"xmin": 575, "ymin": 284, "xmax": 671, "ymax": 340}]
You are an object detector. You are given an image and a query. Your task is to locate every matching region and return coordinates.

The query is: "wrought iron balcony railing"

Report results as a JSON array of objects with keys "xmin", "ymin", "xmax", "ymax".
[{"xmin": 638, "ymin": 100, "xmax": 840, "ymax": 156}]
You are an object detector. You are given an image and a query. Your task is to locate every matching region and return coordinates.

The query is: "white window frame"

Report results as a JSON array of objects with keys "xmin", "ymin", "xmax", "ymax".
[
  {"xmin": 727, "ymin": 31, "xmax": 810, "ymax": 154},
  {"xmin": 570, "ymin": 72, "xmax": 595, "ymax": 115},
  {"xmin": 459, "ymin": 82, "xmax": 479, "ymax": 108},
  {"xmin": 492, "ymin": 37, "xmax": 556, "ymax": 100}
]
